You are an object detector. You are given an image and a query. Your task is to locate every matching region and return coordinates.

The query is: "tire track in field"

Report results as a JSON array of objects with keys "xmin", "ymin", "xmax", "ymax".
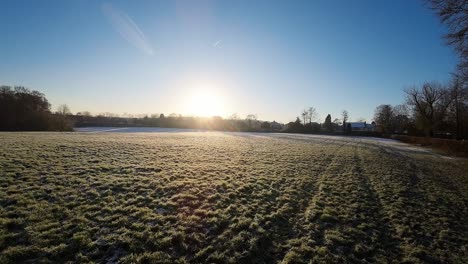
[
  {"xmin": 351, "ymin": 143, "xmax": 403, "ymax": 261},
  {"xmin": 285, "ymin": 138, "xmax": 351, "ymax": 232},
  {"xmin": 279, "ymin": 140, "xmax": 355, "ymax": 262},
  {"xmin": 301, "ymin": 140, "xmax": 352, "ymax": 225},
  {"xmin": 360, "ymin": 142, "xmax": 468, "ymax": 262},
  {"xmin": 280, "ymin": 138, "xmax": 406, "ymax": 263},
  {"xmin": 359, "ymin": 145, "xmax": 437, "ymax": 261},
  {"xmin": 227, "ymin": 135, "xmax": 348, "ymax": 261},
  {"xmin": 261, "ymin": 137, "xmax": 347, "ymax": 261},
  {"xmin": 189, "ymin": 135, "xmax": 347, "ymax": 262}
]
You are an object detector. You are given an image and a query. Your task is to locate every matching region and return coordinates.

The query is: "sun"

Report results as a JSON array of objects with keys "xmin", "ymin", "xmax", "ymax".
[{"xmin": 187, "ymin": 89, "xmax": 226, "ymax": 117}]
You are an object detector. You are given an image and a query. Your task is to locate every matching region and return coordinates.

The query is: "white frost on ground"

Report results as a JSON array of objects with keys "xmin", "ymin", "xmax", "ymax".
[
  {"xmin": 74, "ymin": 127, "xmax": 452, "ymax": 159},
  {"xmin": 75, "ymin": 127, "xmax": 205, "ymax": 133},
  {"xmin": 271, "ymin": 133, "xmax": 453, "ymax": 159}
]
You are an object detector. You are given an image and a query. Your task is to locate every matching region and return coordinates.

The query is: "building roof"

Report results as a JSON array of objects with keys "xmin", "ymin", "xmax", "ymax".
[{"xmin": 348, "ymin": 122, "xmax": 367, "ymax": 128}]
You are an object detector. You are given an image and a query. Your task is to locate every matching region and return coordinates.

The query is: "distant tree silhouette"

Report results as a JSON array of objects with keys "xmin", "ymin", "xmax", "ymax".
[
  {"xmin": 246, "ymin": 114, "xmax": 258, "ymax": 129},
  {"xmin": 342, "ymin": 110, "xmax": 349, "ymax": 132},
  {"xmin": 301, "ymin": 109, "xmax": 308, "ymax": 125},
  {"xmin": 54, "ymin": 104, "xmax": 73, "ymax": 131},
  {"xmin": 374, "ymin": 104, "xmax": 394, "ymax": 134},
  {"xmin": 76, "ymin": 111, "xmax": 92, "ymax": 116},
  {"xmin": 405, "ymin": 82, "xmax": 451, "ymax": 137},
  {"xmin": 229, "ymin": 113, "xmax": 239, "ymax": 120},
  {"xmin": 307, "ymin": 107, "xmax": 317, "ymax": 124},
  {"xmin": 261, "ymin": 121, "xmax": 270, "ymax": 129},
  {"xmin": 284, "ymin": 117, "xmax": 301, "ymax": 132},
  {"xmin": 374, "ymin": 77, "xmax": 468, "ymax": 139},
  {"xmin": 323, "ymin": 114, "xmax": 333, "ymax": 132},
  {"xmin": 0, "ymin": 85, "xmax": 71, "ymax": 131},
  {"xmin": 393, "ymin": 104, "xmax": 412, "ymax": 134},
  {"xmin": 447, "ymin": 76, "xmax": 467, "ymax": 139},
  {"xmin": 57, "ymin": 104, "xmax": 71, "ymax": 115}
]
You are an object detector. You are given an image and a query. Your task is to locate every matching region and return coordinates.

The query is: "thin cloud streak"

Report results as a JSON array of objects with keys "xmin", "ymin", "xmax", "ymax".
[
  {"xmin": 212, "ymin": 40, "xmax": 222, "ymax": 47},
  {"xmin": 102, "ymin": 3, "xmax": 154, "ymax": 55}
]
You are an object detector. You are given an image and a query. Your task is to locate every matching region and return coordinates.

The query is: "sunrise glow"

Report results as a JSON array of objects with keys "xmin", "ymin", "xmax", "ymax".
[{"xmin": 186, "ymin": 88, "xmax": 226, "ymax": 117}]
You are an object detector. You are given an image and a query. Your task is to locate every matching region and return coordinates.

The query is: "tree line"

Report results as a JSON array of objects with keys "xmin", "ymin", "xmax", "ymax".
[
  {"xmin": 0, "ymin": 85, "xmax": 284, "ymax": 132},
  {"xmin": 0, "ymin": 86, "xmax": 72, "ymax": 131},
  {"xmin": 70, "ymin": 112, "xmax": 279, "ymax": 132},
  {"xmin": 284, "ymin": 108, "xmax": 370, "ymax": 135},
  {"xmin": 374, "ymin": 79, "xmax": 467, "ymax": 139},
  {"xmin": 372, "ymin": 1, "xmax": 468, "ymax": 139},
  {"xmin": 2, "ymin": 81, "xmax": 465, "ymax": 139},
  {"xmin": 0, "ymin": 85, "xmax": 372, "ymax": 135}
]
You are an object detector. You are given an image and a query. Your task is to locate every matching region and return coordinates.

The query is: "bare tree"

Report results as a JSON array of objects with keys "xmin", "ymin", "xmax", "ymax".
[
  {"xmin": 393, "ymin": 104, "xmax": 411, "ymax": 134},
  {"xmin": 301, "ymin": 109, "xmax": 308, "ymax": 125},
  {"xmin": 57, "ymin": 104, "xmax": 71, "ymax": 115},
  {"xmin": 393, "ymin": 104, "xmax": 410, "ymax": 117},
  {"xmin": 448, "ymin": 76, "xmax": 467, "ymax": 138},
  {"xmin": 341, "ymin": 110, "xmax": 349, "ymax": 124},
  {"xmin": 405, "ymin": 82, "xmax": 451, "ymax": 136},
  {"xmin": 229, "ymin": 113, "xmax": 240, "ymax": 120},
  {"xmin": 307, "ymin": 107, "xmax": 318, "ymax": 124},
  {"xmin": 428, "ymin": 0, "xmax": 468, "ymax": 82},
  {"xmin": 341, "ymin": 110, "xmax": 349, "ymax": 133}
]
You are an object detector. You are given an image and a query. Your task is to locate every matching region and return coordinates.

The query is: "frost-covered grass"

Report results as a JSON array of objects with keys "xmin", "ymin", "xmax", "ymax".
[{"xmin": 1, "ymin": 132, "xmax": 467, "ymax": 263}]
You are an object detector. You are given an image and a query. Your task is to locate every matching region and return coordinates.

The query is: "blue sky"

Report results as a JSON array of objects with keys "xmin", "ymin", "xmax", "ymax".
[{"xmin": 0, "ymin": 0, "xmax": 457, "ymax": 122}]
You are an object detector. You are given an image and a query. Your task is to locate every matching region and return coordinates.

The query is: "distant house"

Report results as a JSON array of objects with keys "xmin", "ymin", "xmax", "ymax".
[
  {"xmin": 270, "ymin": 121, "xmax": 283, "ymax": 130},
  {"xmin": 348, "ymin": 122, "xmax": 375, "ymax": 132}
]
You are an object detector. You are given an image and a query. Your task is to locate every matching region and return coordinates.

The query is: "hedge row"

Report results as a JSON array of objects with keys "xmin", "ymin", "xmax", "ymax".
[{"xmin": 390, "ymin": 134, "xmax": 468, "ymax": 157}]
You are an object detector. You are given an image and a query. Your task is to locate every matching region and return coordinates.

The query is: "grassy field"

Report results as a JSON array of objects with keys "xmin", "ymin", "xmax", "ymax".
[{"xmin": 1, "ymin": 132, "xmax": 467, "ymax": 263}]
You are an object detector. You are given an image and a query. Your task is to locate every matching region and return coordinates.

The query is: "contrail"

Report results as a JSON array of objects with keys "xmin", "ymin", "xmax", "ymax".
[{"xmin": 102, "ymin": 3, "xmax": 154, "ymax": 55}]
